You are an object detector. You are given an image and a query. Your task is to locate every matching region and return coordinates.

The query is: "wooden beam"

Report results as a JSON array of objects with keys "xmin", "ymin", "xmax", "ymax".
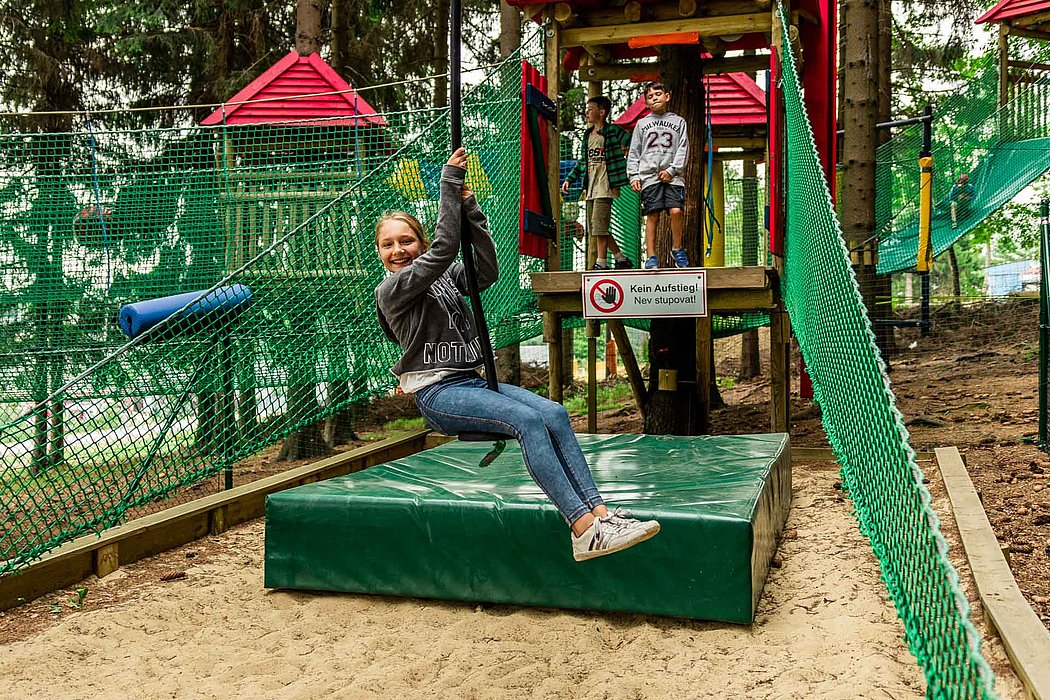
[
  {"xmin": 714, "ymin": 149, "xmax": 766, "ymax": 162},
  {"xmin": 578, "ymin": 52, "xmax": 771, "ymax": 81},
  {"xmin": 937, "ymin": 446, "xmax": 1050, "ymax": 700},
  {"xmin": 532, "ymin": 266, "xmax": 771, "ymax": 294},
  {"xmin": 1007, "ymin": 59, "xmax": 1050, "ymax": 72},
  {"xmin": 578, "ymin": 0, "xmax": 764, "ymax": 25},
  {"xmin": 1016, "ymin": 10, "xmax": 1050, "ymax": 26},
  {"xmin": 713, "ymin": 137, "xmax": 767, "ymax": 150},
  {"xmin": 607, "ymin": 319, "xmax": 647, "ymax": 421},
  {"xmin": 1005, "ymin": 25, "xmax": 1050, "ymax": 41},
  {"xmin": 536, "ymin": 287, "xmax": 775, "ymax": 314},
  {"xmin": 562, "ymin": 14, "xmax": 771, "ymax": 47},
  {"xmin": 0, "ymin": 431, "xmax": 432, "ymax": 612}
]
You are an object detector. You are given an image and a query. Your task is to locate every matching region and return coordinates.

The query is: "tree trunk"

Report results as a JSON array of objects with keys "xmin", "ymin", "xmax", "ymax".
[
  {"xmin": 841, "ymin": 0, "xmax": 885, "ymax": 353},
  {"xmin": 643, "ymin": 45, "xmax": 707, "ymax": 435},
  {"xmin": 500, "ymin": 2, "xmax": 522, "ymax": 58},
  {"xmin": 873, "ymin": 0, "xmax": 895, "ymax": 357},
  {"xmin": 296, "ymin": 0, "xmax": 323, "ymax": 56},
  {"xmin": 330, "ymin": 0, "xmax": 351, "ymax": 76},
  {"xmin": 433, "ymin": 0, "xmax": 452, "ymax": 109}
]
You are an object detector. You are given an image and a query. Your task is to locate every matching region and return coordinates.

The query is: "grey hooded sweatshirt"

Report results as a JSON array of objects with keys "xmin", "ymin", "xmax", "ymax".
[
  {"xmin": 626, "ymin": 111, "xmax": 689, "ymax": 190},
  {"xmin": 375, "ymin": 164, "xmax": 498, "ymax": 393}
]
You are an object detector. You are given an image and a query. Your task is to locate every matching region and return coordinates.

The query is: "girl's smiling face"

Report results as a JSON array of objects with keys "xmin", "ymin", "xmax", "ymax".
[{"xmin": 377, "ymin": 218, "xmax": 425, "ymax": 272}]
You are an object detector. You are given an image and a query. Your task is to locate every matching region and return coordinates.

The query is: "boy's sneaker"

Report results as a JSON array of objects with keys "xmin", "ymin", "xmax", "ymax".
[
  {"xmin": 603, "ymin": 507, "xmax": 660, "ymax": 536},
  {"xmin": 672, "ymin": 247, "xmax": 690, "ymax": 268},
  {"xmin": 571, "ymin": 515, "xmax": 660, "ymax": 562},
  {"xmin": 643, "ymin": 255, "xmax": 659, "ymax": 270},
  {"xmin": 591, "ymin": 261, "xmax": 609, "ymax": 270},
  {"xmin": 613, "ymin": 256, "xmax": 634, "ymax": 269}
]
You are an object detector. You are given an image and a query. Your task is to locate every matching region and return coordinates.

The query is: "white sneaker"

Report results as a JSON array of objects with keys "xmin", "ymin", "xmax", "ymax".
[
  {"xmin": 571, "ymin": 514, "xmax": 660, "ymax": 562},
  {"xmin": 603, "ymin": 507, "xmax": 660, "ymax": 536}
]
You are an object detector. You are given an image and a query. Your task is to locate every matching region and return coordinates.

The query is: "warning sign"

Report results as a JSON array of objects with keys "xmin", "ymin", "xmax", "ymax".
[{"xmin": 582, "ymin": 270, "xmax": 707, "ymax": 319}]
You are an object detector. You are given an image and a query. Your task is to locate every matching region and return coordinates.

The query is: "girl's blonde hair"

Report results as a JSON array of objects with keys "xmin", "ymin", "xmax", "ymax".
[{"xmin": 374, "ymin": 211, "xmax": 428, "ymax": 251}]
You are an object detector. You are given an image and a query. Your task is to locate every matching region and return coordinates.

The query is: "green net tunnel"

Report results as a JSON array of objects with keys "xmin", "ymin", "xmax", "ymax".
[{"xmin": 876, "ymin": 40, "xmax": 1050, "ymax": 274}]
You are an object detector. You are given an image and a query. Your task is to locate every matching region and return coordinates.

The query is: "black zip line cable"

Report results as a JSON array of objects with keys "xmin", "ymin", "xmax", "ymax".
[
  {"xmin": 450, "ymin": 0, "xmax": 500, "ymax": 393},
  {"xmin": 448, "ymin": 0, "xmax": 509, "ymax": 463}
]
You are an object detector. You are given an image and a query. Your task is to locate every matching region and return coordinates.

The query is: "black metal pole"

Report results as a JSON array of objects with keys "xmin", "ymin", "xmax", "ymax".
[
  {"xmin": 1039, "ymin": 198, "xmax": 1049, "ymax": 446},
  {"xmin": 449, "ymin": 0, "xmax": 500, "ymax": 392}
]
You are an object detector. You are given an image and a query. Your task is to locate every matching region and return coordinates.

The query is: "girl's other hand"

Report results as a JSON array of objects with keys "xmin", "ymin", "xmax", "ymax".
[
  {"xmin": 461, "ymin": 183, "xmax": 474, "ymax": 201},
  {"xmin": 447, "ymin": 147, "xmax": 467, "ymax": 169}
]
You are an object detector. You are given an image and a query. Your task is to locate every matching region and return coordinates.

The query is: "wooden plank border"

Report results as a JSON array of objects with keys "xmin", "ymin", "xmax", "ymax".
[
  {"xmin": 936, "ymin": 446, "xmax": 1050, "ymax": 700},
  {"xmin": 0, "ymin": 430, "xmax": 431, "ymax": 612}
]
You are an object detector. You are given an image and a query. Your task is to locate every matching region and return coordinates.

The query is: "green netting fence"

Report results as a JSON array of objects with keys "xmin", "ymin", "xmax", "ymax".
[
  {"xmin": 776, "ymin": 5, "xmax": 995, "ymax": 697},
  {"xmin": 876, "ymin": 37, "xmax": 1050, "ymax": 273},
  {"xmin": 0, "ymin": 36, "xmax": 546, "ymax": 574}
]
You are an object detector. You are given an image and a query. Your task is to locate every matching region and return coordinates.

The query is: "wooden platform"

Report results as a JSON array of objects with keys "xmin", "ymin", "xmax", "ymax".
[{"xmin": 529, "ymin": 266, "xmax": 790, "ymax": 434}]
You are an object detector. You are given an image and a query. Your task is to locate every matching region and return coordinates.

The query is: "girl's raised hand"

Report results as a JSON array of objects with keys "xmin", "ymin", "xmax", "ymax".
[{"xmin": 447, "ymin": 147, "xmax": 468, "ymax": 169}]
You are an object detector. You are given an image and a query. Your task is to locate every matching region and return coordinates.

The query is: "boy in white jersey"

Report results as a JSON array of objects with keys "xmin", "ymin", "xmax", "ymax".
[{"xmin": 627, "ymin": 82, "xmax": 690, "ymax": 269}]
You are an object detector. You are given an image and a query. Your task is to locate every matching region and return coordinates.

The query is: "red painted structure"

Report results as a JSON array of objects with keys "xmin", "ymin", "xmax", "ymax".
[
  {"xmin": 976, "ymin": 0, "xmax": 1050, "ymax": 26},
  {"xmin": 201, "ymin": 51, "xmax": 385, "ymax": 127},
  {"xmin": 614, "ymin": 72, "xmax": 767, "ymax": 129}
]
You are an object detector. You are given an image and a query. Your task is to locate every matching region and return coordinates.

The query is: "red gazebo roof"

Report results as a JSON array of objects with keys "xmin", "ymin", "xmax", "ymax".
[
  {"xmin": 201, "ymin": 51, "xmax": 386, "ymax": 127},
  {"xmin": 614, "ymin": 72, "xmax": 767, "ymax": 129},
  {"xmin": 976, "ymin": 0, "xmax": 1050, "ymax": 25}
]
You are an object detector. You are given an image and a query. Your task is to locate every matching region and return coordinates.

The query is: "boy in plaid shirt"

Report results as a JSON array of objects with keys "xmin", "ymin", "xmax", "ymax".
[{"xmin": 561, "ymin": 96, "xmax": 634, "ymax": 269}]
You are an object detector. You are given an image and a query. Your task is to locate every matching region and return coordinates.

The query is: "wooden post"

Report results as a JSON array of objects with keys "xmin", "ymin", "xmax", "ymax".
[
  {"xmin": 544, "ymin": 8, "xmax": 562, "ymax": 273},
  {"xmin": 586, "ymin": 321, "xmax": 599, "ymax": 433},
  {"xmin": 999, "ymin": 25, "xmax": 1010, "ymax": 107},
  {"xmin": 769, "ymin": 307, "xmax": 791, "ymax": 433},
  {"xmin": 544, "ymin": 311, "xmax": 564, "ymax": 403},
  {"xmin": 695, "ymin": 317, "xmax": 712, "ymax": 434},
  {"xmin": 703, "ymin": 159, "xmax": 726, "ymax": 266},
  {"xmin": 608, "ymin": 319, "xmax": 647, "ymax": 421},
  {"xmin": 93, "ymin": 543, "xmax": 119, "ymax": 579}
]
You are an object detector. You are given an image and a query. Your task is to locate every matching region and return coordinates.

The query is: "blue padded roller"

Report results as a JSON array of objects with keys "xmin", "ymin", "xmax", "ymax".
[{"xmin": 118, "ymin": 284, "xmax": 252, "ymax": 340}]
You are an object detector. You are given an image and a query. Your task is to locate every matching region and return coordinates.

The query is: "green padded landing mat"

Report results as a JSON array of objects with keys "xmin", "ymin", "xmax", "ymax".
[{"xmin": 264, "ymin": 433, "xmax": 791, "ymax": 623}]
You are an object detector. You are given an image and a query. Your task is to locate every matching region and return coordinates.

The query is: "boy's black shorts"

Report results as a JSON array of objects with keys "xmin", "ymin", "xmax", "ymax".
[{"xmin": 640, "ymin": 182, "xmax": 686, "ymax": 214}]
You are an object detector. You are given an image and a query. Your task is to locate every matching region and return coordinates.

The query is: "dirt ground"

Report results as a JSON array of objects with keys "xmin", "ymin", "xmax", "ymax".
[{"xmin": 0, "ymin": 300, "xmax": 1044, "ymax": 697}]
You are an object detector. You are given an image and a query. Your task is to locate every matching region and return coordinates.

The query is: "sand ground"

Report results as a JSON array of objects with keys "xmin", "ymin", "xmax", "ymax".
[{"xmin": 0, "ymin": 461, "xmax": 1024, "ymax": 700}]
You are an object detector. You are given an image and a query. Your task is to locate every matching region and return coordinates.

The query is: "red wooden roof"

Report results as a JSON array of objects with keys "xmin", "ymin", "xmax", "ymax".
[
  {"xmin": 201, "ymin": 51, "xmax": 386, "ymax": 127},
  {"xmin": 614, "ymin": 73, "xmax": 767, "ymax": 129},
  {"xmin": 976, "ymin": 0, "xmax": 1050, "ymax": 25}
]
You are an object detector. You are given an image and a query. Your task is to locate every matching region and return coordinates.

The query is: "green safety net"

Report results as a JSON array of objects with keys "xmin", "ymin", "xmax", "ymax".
[
  {"xmin": 776, "ymin": 4, "xmax": 996, "ymax": 698},
  {"xmin": 876, "ymin": 40, "xmax": 1050, "ymax": 274},
  {"xmin": 0, "ymin": 35, "xmax": 545, "ymax": 574}
]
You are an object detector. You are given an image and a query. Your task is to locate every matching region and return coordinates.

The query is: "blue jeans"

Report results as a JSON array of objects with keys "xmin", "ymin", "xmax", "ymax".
[{"xmin": 414, "ymin": 374, "xmax": 604, "ymax": 524}]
